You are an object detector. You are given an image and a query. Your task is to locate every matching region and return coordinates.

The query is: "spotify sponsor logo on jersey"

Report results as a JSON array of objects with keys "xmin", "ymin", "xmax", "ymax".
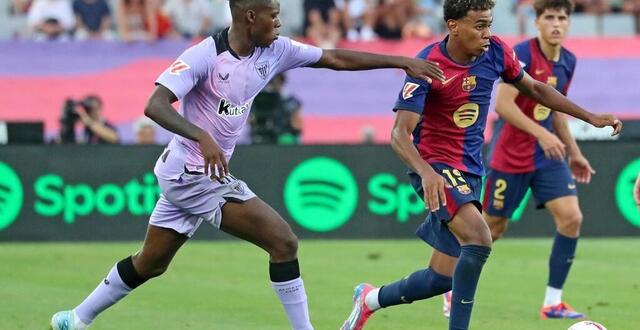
[
  {"xmin": 615, "ymin": 158, "xmax": 640, "ymax": 228},
  {"xmin": 0, "ymin": 162, "xmax": 24, "ymax": 230},
  {"xmin": 284, "ymin": 157, "xmax": 424, "ymax": 232}
]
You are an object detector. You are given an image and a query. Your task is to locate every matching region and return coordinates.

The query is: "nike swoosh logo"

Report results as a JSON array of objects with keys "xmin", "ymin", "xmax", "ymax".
[
  {"xmin": 461, "ymin": 299, "xmax": 474, "ymax": 304},
  {"xmin": 442, "ymin": 74, "xmax": 460, "ymax": 85},
  {"xmin": 535, "ymin": 69, "xmax": 545, "ymax": 75},
  {"xmin": 568, "ymin": 184, "xmax": 576, "ymax": 189}
]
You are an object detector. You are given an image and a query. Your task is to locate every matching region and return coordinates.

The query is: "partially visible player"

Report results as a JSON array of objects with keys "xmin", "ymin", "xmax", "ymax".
[
  {"xmin": 479, "ymin": 0, "xmax": 593, "ymax": 320},
  {"xmin": 340, "ymin": 0, "xmax": 621, "ymax": 329},
  {"xmin": 49, "ymin": 0, "xmax": 446, "ymax": 329}
]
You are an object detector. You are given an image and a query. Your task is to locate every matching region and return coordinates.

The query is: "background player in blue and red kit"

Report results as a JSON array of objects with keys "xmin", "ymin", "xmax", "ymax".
[
  {"xmin": 481, "ymin": 0, "xmax": 595, "ymax": 320},
  {"xmin": 340, "ymin": 0, "xmax": 622, "ymax": 329}
]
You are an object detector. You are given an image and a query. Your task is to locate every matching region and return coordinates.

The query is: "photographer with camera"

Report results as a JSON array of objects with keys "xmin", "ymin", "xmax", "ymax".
[
  {"xmin": 249, "ymin": 73, "xmax": 303, "ymax": 145},
  {"xmin": 58, "ymin": 94, "xmax": 119, "ymax": 144}
]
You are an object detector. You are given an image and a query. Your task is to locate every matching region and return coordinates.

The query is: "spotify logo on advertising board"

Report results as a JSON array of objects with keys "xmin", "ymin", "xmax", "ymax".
[
  {"xmin": 616, "ymin": 158, "xmax": 640, "ymax": 228},
  {"xmin": 284, "ymin": 157, "xmax": 358, "ymax": 232},
  {"xmin": 0, "ymin": 161, "xmax": 23, "ymax": 230}
]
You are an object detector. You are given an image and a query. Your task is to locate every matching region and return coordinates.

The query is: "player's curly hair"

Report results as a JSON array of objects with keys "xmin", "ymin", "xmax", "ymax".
[
  {"xmin": 533, "ymin": 0, "xmax": 575, "ymax": 17},
  {"xmin": 443, "ymin": 0, "xmax": 495, "ymax": 21}
]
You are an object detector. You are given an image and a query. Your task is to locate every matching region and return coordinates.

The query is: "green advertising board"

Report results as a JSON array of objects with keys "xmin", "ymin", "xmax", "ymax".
[
  {"xmin": 0, "ymin": 161, "xmax": 23, "ymax": 230},
  {"xmin": 0, "ymin": 142, "xmax": 638, "ymax": 241}
]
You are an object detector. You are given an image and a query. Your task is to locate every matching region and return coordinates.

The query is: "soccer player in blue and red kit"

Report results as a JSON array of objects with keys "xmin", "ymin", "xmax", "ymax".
[
  {"xmin": 340, "ymin": 0, "xmax": 622, "ymax": 329},
  {"xmin": 481, "ymin": 0, "xmax": 594, "ymax": 320},
  {"xmin": 439, "ymin": 0, "xmax": 596, "ymax": 320},
  {"xmin": 49, "ymin": 1, "xmax": 446, "ymax": 329}
]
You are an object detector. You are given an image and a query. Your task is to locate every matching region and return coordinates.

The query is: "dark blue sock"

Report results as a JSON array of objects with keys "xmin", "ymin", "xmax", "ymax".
[
  {"xmin": 377, "ymin": 267, "xmax": 452, "ymax": 307},
  {"xmin": 449, "ymin": 245, "xmax": 491, "ymax": 330},
  {"xmin": 548, "ymin": 232, "xmax": 578, "ymax": 289}
]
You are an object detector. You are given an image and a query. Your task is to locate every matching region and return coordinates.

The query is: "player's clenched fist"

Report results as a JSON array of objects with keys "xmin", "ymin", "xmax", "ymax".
[{"xmin": 588, "ymin": 114, "xmax": 622, "ymax": 136}]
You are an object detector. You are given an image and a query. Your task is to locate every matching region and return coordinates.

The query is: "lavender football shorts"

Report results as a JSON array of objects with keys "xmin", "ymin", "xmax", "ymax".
[{"xmin": 149, "ymin": 172, "xmax": 256, "ymax": 237}]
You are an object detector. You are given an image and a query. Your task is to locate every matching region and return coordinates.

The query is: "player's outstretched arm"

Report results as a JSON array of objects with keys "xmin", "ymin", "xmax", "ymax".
[
  {"xmin": 391, "ymin": 110, "xmax": 447, "ymax": 211},
  {"xmin": 552, "ymin": 112, "xmax": 595, "ymax": 183},
  {"xmin": 511, "ymin": 73, "xmax": 622, "ymax": 135},
  {"xmin": 144, "ymin": 85, "xmax": 228, "ymax": 179},
  {"xmin": 495, "ymin": 83, "xmax": 565, "ymax": 160},
  {"xmin": 312, "ymin": 49, "xmax": 445, "ymax": 83}
]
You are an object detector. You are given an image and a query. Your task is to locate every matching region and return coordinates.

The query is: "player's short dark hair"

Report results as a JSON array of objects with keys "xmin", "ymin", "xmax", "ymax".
[
  {"xmin": 443, "ymin": 0, "xmax": 495, "ymax": 21},
  {"xmin": 533, "ymin": 0, "xmax": 574, "ymax": 17},
  {"xmin": 229, "ymin": 0, "xmax": 270, "ymax": 10}
]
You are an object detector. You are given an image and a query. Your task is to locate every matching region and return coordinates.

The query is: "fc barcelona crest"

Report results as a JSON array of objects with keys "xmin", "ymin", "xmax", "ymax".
[
  {"xmin": 462, "ymin": 76, "xmax": 477, "ymax": 92},
  {"xmin": 255, "ymin": 61, "xmax": 270, "ymax": 80},
  {"xmin": 456, "ymin": 184, "xmax": 472, "ymax": 195},
  {"xmin": 546, "ymin": 76, "xmax": 557, "ymax": 88}
]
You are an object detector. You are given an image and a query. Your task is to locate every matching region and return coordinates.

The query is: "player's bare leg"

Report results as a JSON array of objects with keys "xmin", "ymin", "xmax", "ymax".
[
  {"xmin": 132, "ymin": 225, "xmax": 189, "ymax": 278},
  {"xmin": 483, "ymin": 213, "xmax": 510, "ymax": 242},
  {"xmin": 52, "ymin": 225, "xmax": 188, "ymax": 330},
  {"xmin": 547, "ymin": 196, "xmax": 582, "ymax": 238},
  {"xmin": 540, "ymin": 196, "xmax": 585, "ymax": 319},
  {"xmin": 220, "ymin": 197, "xmax": 313, "ymax": 330}
]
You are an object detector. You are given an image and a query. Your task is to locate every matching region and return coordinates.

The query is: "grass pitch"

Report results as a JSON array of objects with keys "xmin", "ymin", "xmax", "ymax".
[{"xmin": 1, "ymin": 239, "xmax": 637, "ymax": 329}]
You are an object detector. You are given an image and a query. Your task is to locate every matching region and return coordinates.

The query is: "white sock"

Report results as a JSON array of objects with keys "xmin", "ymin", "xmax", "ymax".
[
  {"xmin": 71, "ymin": 310, "xmax": 89, "ymax": 329},
  {"xmin": 272, "ymin": 277, "xmax": 313, "ymax": 330},
  {"xmin": 543, "ymin": 286, "xmax": 562, "ymax": 307},
  {"xmin": 364, "ymin": 288, "xmax": 381, "ymax": 311},
  {"xmin": 74, "ymin": 264, "xmax": 133, "ymax": 324}
]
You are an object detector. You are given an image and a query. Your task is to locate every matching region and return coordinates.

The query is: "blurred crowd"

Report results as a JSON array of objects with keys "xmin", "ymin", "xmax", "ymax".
[
  {"xmin": 515, "ymin": 0, "xmax": 640, "ymax": 34},
  {"xmin": 6, "ymin": 0, "xmax": 640, "ymax": 42},
  {"xmin": 9, "ymin": 0, "xmax": 232, "ymax": 41}
]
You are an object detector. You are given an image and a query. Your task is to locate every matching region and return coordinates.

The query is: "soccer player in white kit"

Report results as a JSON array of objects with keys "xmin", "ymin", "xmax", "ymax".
[{"xmin": 50, "ymin": 1, "xmax": 445, "ymax": 329}]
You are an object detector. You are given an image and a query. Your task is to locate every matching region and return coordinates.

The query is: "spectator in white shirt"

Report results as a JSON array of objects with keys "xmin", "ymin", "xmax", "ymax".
[
  {"xmin": 162, "ymin": 0, "xmax": 213, "ymax": 38},
  {"xmin": 27, "ymin": 0, "xmax": 75, "ymax": 40}
]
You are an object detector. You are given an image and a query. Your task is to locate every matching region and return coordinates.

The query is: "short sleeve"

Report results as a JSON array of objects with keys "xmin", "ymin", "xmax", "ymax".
[
  {"xmin": 155, "ymin": 37, "xmax": 216, "ymax": 100},
  {"xmin": 562, "ymin": 52, "xmax": 577, "ymax": 95},
  {"xmin": 276, "ymin": 37, "xmax": 323, "ymax": 73},
  {"xmin": 496, "ymin": 38, "xmax": 524, "ymax": 83},
  {"xmin": 513, "ymin": 42, "xmax": 531, "ymax": 73},
  {"xmin": 393, "ymin": 75, "xmax": 430, "ymax": 114}
]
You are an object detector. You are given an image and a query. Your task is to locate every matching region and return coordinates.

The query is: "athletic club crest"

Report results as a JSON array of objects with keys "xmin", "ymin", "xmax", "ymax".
[
  {"xmin": 255, "ymin": 61, "xmax": 270, "ymax": 80},
  {"xmin": 231, "ymin": 181, "xmax": 245, "ymax": 194},
  {"xmin": 462, "ymin": 76, "xmax": 477, "ymax": 92}
]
